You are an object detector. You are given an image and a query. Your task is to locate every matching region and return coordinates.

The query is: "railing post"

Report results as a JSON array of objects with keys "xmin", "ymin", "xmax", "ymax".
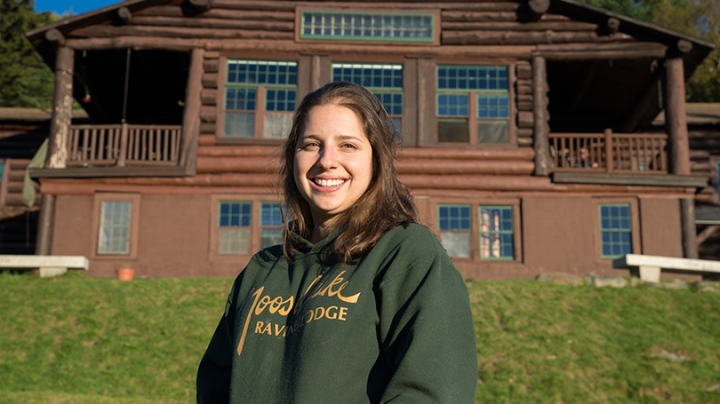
[
  {"xmin": 117, "ymin": 123, "xmax": 128, "ymax": 167},
  {"xmin": 604, "ymin": 128, "xmax": 613, "ymax": 173}
]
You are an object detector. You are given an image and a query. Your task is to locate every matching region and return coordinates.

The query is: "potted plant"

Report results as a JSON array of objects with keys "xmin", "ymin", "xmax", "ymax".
[{"xmin": 116, "ymin": 265, "xmax": 136, "ymax": 281}]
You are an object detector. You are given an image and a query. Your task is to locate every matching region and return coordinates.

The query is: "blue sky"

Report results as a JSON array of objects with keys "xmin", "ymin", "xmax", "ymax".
[{"xmin": 34, "ymin": 0, "xmax": 120, "ymax": 16}]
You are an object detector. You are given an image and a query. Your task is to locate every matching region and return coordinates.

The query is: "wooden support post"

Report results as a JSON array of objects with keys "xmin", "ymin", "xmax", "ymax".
[
  {"xmin": 680, "ymin": 198, "xmax": 698, "ymax": 259},
  {"xmin": 118, "ymin": 7, "xmax": 132, "ymax": 24},
  {"xmin": 310, "ymin": 55, "xmax": 322, "ymax": 91},
  {"xmin": 604, "ymin": 128, "xmax": 613, "ymax": 173},
  {"xmin": 47, "ymin": 47, "xmax": 74, "ymax": 169},
  {"xmin": 45, "ymin": 29, "xmax": 65, "ymax": 47},
  {"xmin": 532, "ymin": 55, "xmax": 550, "ymax": 175},
  {"xmin": 416, "ymin": 57, "xmax": 436, "ymax": 147},
  {"xmin": 664, "ymin": 57, "xmax": 690, "ymax": 175},
  {"xmin": 117, "ymin": 123, "xmax": 128, "ymax": 167},
  {"xmin": 35, "ymin": 194, "xmax": 55, "ymax": 255},
  {"xmin": 180, "ymin": 48, "xmax": 204, "ymax": 175}
]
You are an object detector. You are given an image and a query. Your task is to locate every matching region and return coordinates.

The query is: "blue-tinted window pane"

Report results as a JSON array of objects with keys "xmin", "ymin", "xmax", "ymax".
[
  {"xmin": 266, "ymin": 90, "xmax": 297, "ymax": 112},
  {"xmin": 478, "ymin": 94, "xmax": 509, "ymax": 118},
  {"xmin": 218, "ymin": 202, "xmax": 251, "ymax": 228},
  {"xmin": 373, "ymin": 92, "xmax": 404, "ymax": 116},
  {"xmin": 225, "ymin": 88, "xmax": 256, "ymax": 111},
  {"xmin": 437, "ymin": 94, "xmax": 469, "ymax": 117},
  {"xmin": 438, "ymin": 204, "xmax": 471, "ymax": 230},
  {"xmin": 599, "ymin": 204, "xmax": 632, "ymax": 259},
  {"xmin": 333, "ymin": 63, "xmax": 403, "ymax": 89},
  {"xmin": 437, "ymin": 65, "xmax": 508, "ymax": 90},
  {"xmin": 261, "ymin": 202, "xmax": 285, "ymax": 226},
  {"xmin": 226, "ymin": 60, "xmax": 297, "ymax": 85}
]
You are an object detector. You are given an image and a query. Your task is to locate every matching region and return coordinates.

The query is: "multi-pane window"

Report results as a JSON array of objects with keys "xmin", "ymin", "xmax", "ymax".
[
  {"xmin": 299, "ymin": 11, "xmax": 435, "ymax": 42},
  {"xmin": 224, "ymin": 60, "xmax": 297, "ymax": 139},
  {"xmin": 260, "ymin": 202, "xmax": 285, "ymax": 249},
  {"xmin": 479, "ymin": 206, "xmax": 514, "ymax": 260},
  {"xmin": 437, "ymin": 65, "xmax": 510, "ymax": 144},
  {"xmin": 98, "ymin": 201, "xmax": 132, "ymax": 255},
  {"xmin": 438, "ymin": 204, "xmax": 471, "ymax": 258},
  {"xmin": 333, "ymin": 63, "xmax": 404, "ymax": 136},
  {"xmin": 218, "ymin": 201, "xmax": 251, "ymax": 255},
  {"xmin": 599, "ymin": 204, "xmax": 632, "ymax": 259}
]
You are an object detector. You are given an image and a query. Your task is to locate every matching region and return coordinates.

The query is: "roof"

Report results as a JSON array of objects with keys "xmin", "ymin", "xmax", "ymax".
[
  {"xmin": 653, "ymin": 103, "xmax": 720, "ymax": 127},
  {"xmin": 0, "ymin": 108, "xmax": 88, "ymax": 123}
]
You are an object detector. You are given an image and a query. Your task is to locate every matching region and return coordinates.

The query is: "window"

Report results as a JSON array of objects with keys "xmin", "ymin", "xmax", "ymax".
[
  {"xmin": 260, "ymin": 202, "xmax": 284, "ymax": 249},
  {"xmin": 223, "ymin": 60, "xmax": 297, "ymax": 139},
  {"xmin": 218, "ymin": 201, "xmax": 252, "ymax": 255},
  {"xmin": 98, "ymin": 201, "xmax": 132, "ymax": 255},
  {"xmin": 333, "ymin": 63, "xmax": 404, "ymax": 136},
  {"xmin": 299, "ymin": 11, "xmax": 435, "ymax": 43},
  {"xmin": 436, "ymin": 65, "xmax": 510, "ymax": 144},
  {"xmin": 599, "ymin": 204, "xmax": 632, "ymax": 259},
  {"xmin": 438, "ymin": 204, "xmax": 471, "ymax": 258},
  {"xmin": 479, "ymin": 206, "xmax": 514, "ymax": 260}
]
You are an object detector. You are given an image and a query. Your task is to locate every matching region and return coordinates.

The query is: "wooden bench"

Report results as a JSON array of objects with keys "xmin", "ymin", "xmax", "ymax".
[
  {"xmin": 613, "ymin": 254, "xmax": 720, "ymax": 282},
  {"xmin": 0, "ymin": 255, "xmax": 89, "ymax": 278}
]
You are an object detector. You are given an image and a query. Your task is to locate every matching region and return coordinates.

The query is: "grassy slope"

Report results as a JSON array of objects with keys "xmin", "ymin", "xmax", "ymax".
[{"xmin": 0, "ymin": 272, "xmax": 718, "ymax": 403}]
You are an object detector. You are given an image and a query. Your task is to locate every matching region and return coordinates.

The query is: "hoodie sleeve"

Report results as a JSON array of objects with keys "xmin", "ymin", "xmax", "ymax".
[
  {"xmin": 196, "ymin": 280, "xmax": 238, "ymax": 404},
  {"xmin": 377, "ymin": 234, "xmax": 478, "ymax": 404}
]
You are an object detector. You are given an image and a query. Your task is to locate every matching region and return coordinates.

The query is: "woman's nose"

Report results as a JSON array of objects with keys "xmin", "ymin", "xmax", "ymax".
[{"xmin": 317, "ymin": 147, "xmax": 338, "ymax": 169}]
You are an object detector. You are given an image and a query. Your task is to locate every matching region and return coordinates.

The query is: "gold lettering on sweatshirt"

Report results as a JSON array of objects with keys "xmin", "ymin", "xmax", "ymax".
[{"xmin": 236, "ymin": 271, "xmax": 361, "ymax": 356}]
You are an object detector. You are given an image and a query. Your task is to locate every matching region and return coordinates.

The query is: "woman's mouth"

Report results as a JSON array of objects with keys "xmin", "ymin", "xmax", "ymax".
[{"xmin": 313, "ymin": 178, "xmax": 346, "ymax": 188}]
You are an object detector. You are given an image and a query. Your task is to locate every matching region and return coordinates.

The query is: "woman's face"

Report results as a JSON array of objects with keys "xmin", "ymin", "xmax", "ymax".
[{"xmin": 293, "ymin": 104, "xmax": 374, "ymax": 228}]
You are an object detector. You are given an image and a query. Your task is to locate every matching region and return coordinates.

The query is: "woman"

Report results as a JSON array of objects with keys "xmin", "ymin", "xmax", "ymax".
[{"xmin": 197, "ymin": 82, "xmax": 478, "ymax": 404}]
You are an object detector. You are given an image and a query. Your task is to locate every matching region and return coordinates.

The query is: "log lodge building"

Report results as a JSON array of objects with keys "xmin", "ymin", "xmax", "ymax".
[{"xmin": 20, "ymin": 0, "xmax": 715, "ymax": 279}]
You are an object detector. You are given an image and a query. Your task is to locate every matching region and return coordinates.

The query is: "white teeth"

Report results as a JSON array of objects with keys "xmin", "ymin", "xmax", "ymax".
[{"xmin": 315, "ymin": 178, "xmax": 345, "ymax": 187}]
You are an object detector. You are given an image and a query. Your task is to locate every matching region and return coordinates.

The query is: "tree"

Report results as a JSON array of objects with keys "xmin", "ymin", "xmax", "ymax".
[
  {"xmin": 577, "ymin": 0, "xmax": 720, "ymax": 102},
  {"xmin": 0, "ymin": 0, "xmax": 58, "ymax": 108}
]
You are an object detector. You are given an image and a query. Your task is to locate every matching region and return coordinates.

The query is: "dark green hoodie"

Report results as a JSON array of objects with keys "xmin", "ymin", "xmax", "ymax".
[{"xmin": 197, "ymin": 223, "xmax": 477, "ymax": 404}]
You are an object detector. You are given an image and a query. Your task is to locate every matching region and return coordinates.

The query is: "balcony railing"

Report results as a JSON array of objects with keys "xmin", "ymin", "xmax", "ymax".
[
  {"xmin": 67, "ymin": 124, "xmax": 182, "ymax": 167},
  {"xmin": 549, "ymin": 130, "xmax": 668, "ymax": 174}
]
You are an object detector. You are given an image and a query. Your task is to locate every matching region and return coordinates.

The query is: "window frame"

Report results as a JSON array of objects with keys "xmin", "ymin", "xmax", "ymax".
[
  {"xmin": 91, "ymin": 193, "xmax": 141, "ymax": 260},
  {"xmin": 216, "ymin": 57, "xmax": 300, "ymax": 145},
  {"xmin": 331, "ymin": 62, "xmax": 405, "ymax": 139},
  {"xmin": 260, "ymin": 201, "xmax": 285, "ymax": 250},
  {"xmin": 434, "ymin": 63, "xmax": 517, "ymax": 148},
  {"xmin": 592, "ymin": 198, "xmax": 641, "ymax": 261},
  {"xmin": 295, "ymin": 8, "xmax": 441, "ymax": 45},
  {"xmin": 433, "ymin": 199, "xmax": 522, "ymax": 263},
  {"xmin": 209, "ymin": 196, "xmax": 287, "ymax": 261},
  {"xmin": 478, "ymin": 205, "xmax": 516, "ymax": 261}
]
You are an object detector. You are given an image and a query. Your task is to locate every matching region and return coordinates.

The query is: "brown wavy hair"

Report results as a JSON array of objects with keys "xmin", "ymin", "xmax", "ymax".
[{"xmin": 280, "ymin": 81, "xmax": 417, "ymax": 263}]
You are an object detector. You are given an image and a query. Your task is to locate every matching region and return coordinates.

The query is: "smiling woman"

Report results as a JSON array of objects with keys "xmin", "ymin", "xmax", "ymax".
[{"xmin": 197, "ymin": 82, "xmax": 478, "ymax": 404}]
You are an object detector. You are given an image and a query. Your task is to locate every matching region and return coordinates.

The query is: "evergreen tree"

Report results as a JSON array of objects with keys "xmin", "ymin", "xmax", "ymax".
[
  {"xmin": 577, "ymin": 0, "xmax": 720, "ymax": 102},
  {"xmin": 0, "ymin": 0, "xmax": 58, "ymax": 108}
]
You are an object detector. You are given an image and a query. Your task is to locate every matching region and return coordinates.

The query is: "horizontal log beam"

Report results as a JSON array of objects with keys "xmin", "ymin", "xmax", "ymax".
[
  {"xmin": 199, "ymin": 123, "xmax": 216, "ymax": 134},
  {"xmin": 209, "ymin": 0, "xmax": 521, "ymax": 11},
  {"xmin": 196, "ymin": 157, "xmax": 535, "ymax": 175},
  {"xmin": 198, "ymin": 134, "xmax": 216, "ymax": 145},
  {"xmin": 400, "ymin": 174, "xmax": 554, "ymax": 191},
  {"xmin": 131, "ymin": 16, "xmax": 294, "ymax": 31},
  {"xmin": 65, "ymin": 37, "xmax": 535, "ymax": 59},
  {"xmin": 205, "ymin": 8, "xmax": 294, "ymax": 21},
  {"xmin": 189, "ymin": 0, "xmax": 210, "ymax": 12},
  {"xmin": 552, "ymin": 172, "xmax": 709, "ymax": 188},
  {"xmin": 201, "ymin": 89, "xmax": 217, "ymax": 105},
  {"xmin": 441, "ymin": 11, "xmax": 518, "ymax": 22},
  {"xmin": 203, "ymin": 58, "xmax": 219, "ymax": 73},
  {"xmin": 535, "ymin": 42, "xmax": 668, "ymax": 60},
  {"xmin": 442, "ymin": 21, "xmax": 597, "ymax": 31},
  {"xmin": 69, "ymin": 25, "xmax": 294, "ymax": 40},
  {"xmin": 443, "ymin": 30, "xmax": 597, "ymax": 45}
]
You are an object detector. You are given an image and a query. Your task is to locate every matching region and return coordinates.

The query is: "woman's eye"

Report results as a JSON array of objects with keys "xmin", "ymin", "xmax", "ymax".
[
  {"xmin": 301, "ymin": 142, "xmax": 319, "ymax": 150},
  {"xmin": 341, "ymin": 143, "xmax": 357, "ymax": 149}
]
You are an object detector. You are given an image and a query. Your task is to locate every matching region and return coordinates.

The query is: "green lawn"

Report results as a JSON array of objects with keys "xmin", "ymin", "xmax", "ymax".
[{"xmin": 1, "ymin": 272, "xmax": 718, "ymax": 403}]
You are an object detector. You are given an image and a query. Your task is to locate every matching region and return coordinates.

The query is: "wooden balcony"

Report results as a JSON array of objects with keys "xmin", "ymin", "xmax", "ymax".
[
  {"xmin": 67, "ymin": 123, "xmax": 182, "ymax": 167},
  {"xmin": 549, "ymin": 130, "xmax": 668, "ymax": 174}
]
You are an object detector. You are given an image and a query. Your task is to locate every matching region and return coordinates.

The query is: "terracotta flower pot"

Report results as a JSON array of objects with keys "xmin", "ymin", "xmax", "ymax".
[{"xmin": 117, "ymin": 268, "xmax": 136, "ymax": 281}]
